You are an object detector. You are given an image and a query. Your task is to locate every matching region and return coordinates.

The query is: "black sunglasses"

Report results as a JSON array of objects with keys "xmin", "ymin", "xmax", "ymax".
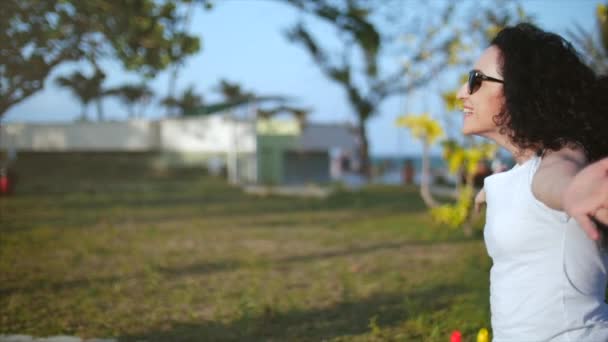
[{"xmin": 468, "ymin": 70, "xmax": 504, "ymax": 94}]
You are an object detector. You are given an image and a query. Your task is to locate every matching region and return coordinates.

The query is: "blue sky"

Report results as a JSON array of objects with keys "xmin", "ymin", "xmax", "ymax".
[{"xmin": 3, "ymin": 0, "xmax": 603, "ymax": 156}]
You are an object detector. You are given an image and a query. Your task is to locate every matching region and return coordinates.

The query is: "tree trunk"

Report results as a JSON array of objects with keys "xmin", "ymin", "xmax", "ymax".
[
  {"xmin": 420, "ymin": 140, "xmax": 438, "ymax": 208},
  {"xmin": 166, "ymin": 67, "xmax": 178, "ymax": 117},
  {"xmin": 357, "ymin": 117, "xmax": 371, "ymax": 179},
  {"xmin": 138, "ymin": 98, "xmax": 149, "ymax": 118},
  {"xmin": 129, "ymin": 105, "xmax": 135, "ymax": 119},
  {"xmin": 462, "ymin": 174, "xmax": 475, "ymax": 237},
  {"xmin": 96, "ymin": 99, "xmax": 103, "ymax": 121},
  {"xmin": 80, "ymin": 103, "xmax": 87, "ymax": 121}
]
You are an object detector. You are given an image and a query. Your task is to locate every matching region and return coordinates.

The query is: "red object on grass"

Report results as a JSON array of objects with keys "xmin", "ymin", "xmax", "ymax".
[
  {"xmin": 450, "ymin": 330, "xmax": 462, "ymax": 342},
  {"xmin": 0, "ymin": 174, "xmax": 8, "ymax": 194}
]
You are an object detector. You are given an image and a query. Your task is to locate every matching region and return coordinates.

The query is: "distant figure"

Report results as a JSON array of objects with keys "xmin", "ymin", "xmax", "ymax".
[
  {"xmin": 0, "ymin": 167, "xmax": 14, "ymax": 196},
  {"xmin": 402, "ymin": 159, "xmax": 415, "ymax": 185},
  {"xmin": 472, "ymin": 160, "xmax": 491, "ymax": 188},
  {"xmin": 340, "ymin": 152, "xmax": 351, "ymax": 173},
  {"xmin": 0, "ymin": 144, "xmax": 17, "ymax": 196}
]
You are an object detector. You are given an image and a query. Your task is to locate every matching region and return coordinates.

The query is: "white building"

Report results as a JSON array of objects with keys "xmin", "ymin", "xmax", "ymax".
[{"xmin": 0, "ymin": 113, "xmax": 358, "ymax": 185}]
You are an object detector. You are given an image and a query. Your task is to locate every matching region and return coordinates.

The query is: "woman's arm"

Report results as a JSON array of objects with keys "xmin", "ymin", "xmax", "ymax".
[
  {"xmin": 474, "ymin": 188, "xmax": 486, "ymax": 213},
  {"xmin": 563, "ymin": 157, "xmax": 608, "ymax": 240},
  {"xmin": 532, "ymin": 149, "xmax": 608, "ymax": 240},
  {"xmin": 531, "ymin": 148, "xmax": 587, "ymax": 211}
]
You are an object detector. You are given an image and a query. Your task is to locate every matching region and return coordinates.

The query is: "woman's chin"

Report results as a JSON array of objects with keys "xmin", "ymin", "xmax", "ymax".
[{"xmin": 461, "ymin": 127, "xmax": 477, "ymax": 136}]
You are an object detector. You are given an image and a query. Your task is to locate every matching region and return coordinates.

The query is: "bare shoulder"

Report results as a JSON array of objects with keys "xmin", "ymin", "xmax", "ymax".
[
  {"xmin": 537, "ymin": 147, "xmax": 587, "ymax": 174},
  {"xmin": 531, "ymin": 147, "xmax": 587, "ymax": 210}
]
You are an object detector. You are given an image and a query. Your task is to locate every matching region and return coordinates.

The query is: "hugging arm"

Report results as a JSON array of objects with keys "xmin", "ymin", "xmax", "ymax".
[
  {"xmin": 531, "ymin": 149, "xmax": 608, "ymax": 240},
  {"xmin": 563, "ymin": 157, "xmax": 608, "ymax": 240}
]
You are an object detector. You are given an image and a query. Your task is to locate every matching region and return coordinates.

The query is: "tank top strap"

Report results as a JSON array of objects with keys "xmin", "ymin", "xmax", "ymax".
[
  {"xmin": 522, "ymin": 154, "xmax": 571, "ymax": 223},
  {"xmin": 526, "ymin": 155, "xmax": 542, "ymax": 186}
]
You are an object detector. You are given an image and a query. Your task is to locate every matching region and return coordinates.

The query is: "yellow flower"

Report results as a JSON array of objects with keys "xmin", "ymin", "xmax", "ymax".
[
  {"xmin": 395, "ymin": 113, "xmax": 444, "ymax": 145},
  {"xmin": 598, "ymin": 4, "xmax": 607, "ymax": 24},
  {"xmin": 442, "ymin": 91, "xmax": 459, "ymax": 112},
  {"xmin": 477, "ymin": 328, "xmax": 489, "ymax": 342},
  {"xmin": 430, "ymin": 185, "xmax": 474, "ymax": 228},
  {"xmin": 486, "ymin": 25, "xmax": 502, "ymax": 39}
]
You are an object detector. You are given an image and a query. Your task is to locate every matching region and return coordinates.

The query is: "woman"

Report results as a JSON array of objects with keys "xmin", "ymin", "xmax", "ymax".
[{"xmin": 458, "ymin": 23, "xmax": 608, "ymax": 341}]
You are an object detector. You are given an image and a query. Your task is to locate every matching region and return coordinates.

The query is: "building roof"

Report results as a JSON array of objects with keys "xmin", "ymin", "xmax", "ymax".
[{"xmin": 294, "ymin": 124, "xmax": 357, "ymax": 151}]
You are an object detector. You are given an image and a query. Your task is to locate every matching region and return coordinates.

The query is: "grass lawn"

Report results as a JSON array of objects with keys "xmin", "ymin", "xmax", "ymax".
[{"xmin": 0, "ymin": 153, "xmax": 491, "ymax": 341}]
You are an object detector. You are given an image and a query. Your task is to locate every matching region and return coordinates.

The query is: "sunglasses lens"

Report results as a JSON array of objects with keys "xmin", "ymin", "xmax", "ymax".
[{"xmin": 468, "ymin": 71, "xmax": 481, "ymax": 94}]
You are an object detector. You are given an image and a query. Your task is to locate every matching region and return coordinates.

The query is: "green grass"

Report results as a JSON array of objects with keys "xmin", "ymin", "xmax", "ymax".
[{"xmin": 0, "ymin": 153, "xmax": 491, "ymax": 341}]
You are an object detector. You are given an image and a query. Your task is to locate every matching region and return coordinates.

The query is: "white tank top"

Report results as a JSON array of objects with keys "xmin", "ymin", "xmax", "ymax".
[{"xmin": 484, "ymin": 156, "xmax": 608, "ymax": 342}]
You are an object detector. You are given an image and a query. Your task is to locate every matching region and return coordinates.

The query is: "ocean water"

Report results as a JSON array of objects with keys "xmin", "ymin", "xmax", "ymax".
[
  {"xmin": 371, "ymin": 155, "xmax": 446, "ymax": 171},
  {"xmin": 369, "ymin": 154, "xmax": 516, "ymax": 185},
  {"xmin": 340, "ymin": 154, "xmax": 514, "ymax": 187},
  {"xmin": 370, "ymin": 155, "xmax": 448, "ymax": 185}
]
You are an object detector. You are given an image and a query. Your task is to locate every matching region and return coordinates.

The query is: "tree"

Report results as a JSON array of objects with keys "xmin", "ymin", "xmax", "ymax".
[
  {"xmin": 282, "ymin": 0, "xmax": 522, "ymax": 178},
  {"xmin": 395, "ymin": 113, "xmax": 444, "ymax": 208},
  {"xmin": 216, "ymin": 79, "xmax": 255, "ymax": 102},
  {"xmin": 568, "ymin": 3, "xmax": 608, "ymax": 74},
  {"xmin": 396, "ymin": 110, "xmax": 497, "ymax": 236},
  {"xmin": 283, "ymin": 0, "xmax": 385, "ymax": 177},
  {"xmin": 0, "ymin": 0, "xmax": 201, "ymax": 118},
  {"xmin": 108, "ymin": 84, "xmax": 154, "ymax": 118},
  {"xmin": 55, "ymin": 69, "xmax": 108, "ymax": 121},
  {"xmin": 214, "ymin": 79, "xmax": 310, "ymax": 121},
  {"xmin": 164, "ymin": 0, "xmax": 211, "ymax": 116},
  {"xmin": 161, "ymin": 86, "xmax": 204, "ymax": 116}
]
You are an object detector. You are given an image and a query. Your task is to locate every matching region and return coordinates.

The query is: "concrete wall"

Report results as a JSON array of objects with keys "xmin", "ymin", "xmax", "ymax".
[
  {"xmin": 0, "ymin": 120, "xmax": 158, "ymax": 151},
  {"xmin": 160, "ymin": 116, "xmax": 255, "ymax": 153},
  {"xmin": 0, "ymin": 116, "xmax": 353, "ymax": 185},
  {"xmin": 0, "ymin": 115, "xmax": 256, "ymax": 154}
]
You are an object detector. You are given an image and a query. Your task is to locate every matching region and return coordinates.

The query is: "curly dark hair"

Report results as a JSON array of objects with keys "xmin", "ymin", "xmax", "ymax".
[{"xmin": 490, "ymin": 23, "xmax": 608, "ymax": 162}]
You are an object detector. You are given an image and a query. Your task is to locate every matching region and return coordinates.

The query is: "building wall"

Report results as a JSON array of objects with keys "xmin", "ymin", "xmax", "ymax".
[
  {"xmin": 256, "ymin": 135, "xmax": 297, "ymax": 185},
  {"xmin": 0, "ymin": 116, "xmax": 355, "ymax": 185},
  {"xmin": 160, "ymin": 116, "xmax": 255, "ymax": 153},
  {"xmin": 283, "ymin": 151, "xmax": 330, "ymax": 185},
  {"xmin": 0, "ymin": 120, "xmax": 159, "ymax": 151},
  {"xmin": 0, "ymin": 115, "xmax": 256, "ymax": 154}
]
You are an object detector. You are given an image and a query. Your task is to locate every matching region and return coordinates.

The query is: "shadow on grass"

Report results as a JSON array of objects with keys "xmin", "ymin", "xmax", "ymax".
[
  {"xmin": 0, "ymin": 259, "xmax": 239, "ymax": 298},
  {"xmin": 276, "ymin": 239, "xmax": 464, "ymax": 264},
  {"xmin": 2, "ymin": 185, "xmax": 427, "ymax": 234},
  {"xmin": 9, "ymin": 152, "xmax": 427, "ymax": 220},
  {"xmin": 119, "ymin": 284, "xmax": 467, "ymax": 342},
  {"xmin": 0, "ymin": 240, "xmax": 470, "ymax": 297},
  {"xmin": 43, "ymin": 184, "xmax": 426, "ymax": 214}
]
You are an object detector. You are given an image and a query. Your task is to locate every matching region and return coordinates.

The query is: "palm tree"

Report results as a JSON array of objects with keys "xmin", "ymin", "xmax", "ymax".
[
  {"xmin": 161, "ymin": 86, "xmax": 203, "ymax": 116},
  {"xmin": 215, "ymin": 79, "xmax": 254, "ymax": 102},
  {"xmin": 108, "ymin": 84, "xmax": 154, "ymax": 118},
  {"xmin": 55, "ymin": 69, "xmax": 107, "ymax": 121},
  {"xmin": 215, "ymin": 79, "xmax": 310, "ymax": 120}
]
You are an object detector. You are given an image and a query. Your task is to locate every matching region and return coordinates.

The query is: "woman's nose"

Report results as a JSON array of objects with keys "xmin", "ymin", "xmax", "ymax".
[{"xmin": 456, "ymin": 82, "xmax": 468, "ymax": 101}]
